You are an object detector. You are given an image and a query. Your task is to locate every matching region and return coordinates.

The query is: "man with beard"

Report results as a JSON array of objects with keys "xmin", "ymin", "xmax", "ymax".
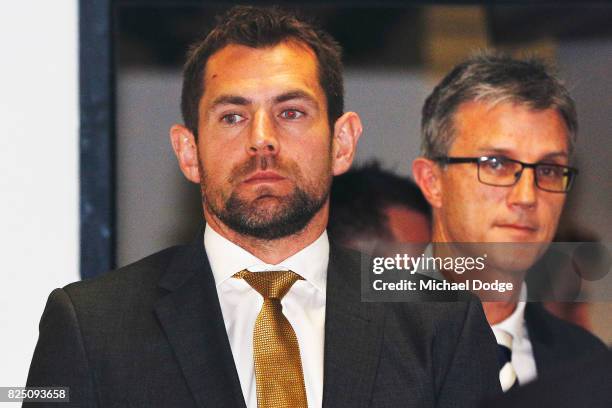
[
  {"xmin": 25, "ymin": 7, "xmax": 499, "ymax": 407},
  {"xmin": 412, "ymin": 53, "xmax": 606, "ymax": 394}
]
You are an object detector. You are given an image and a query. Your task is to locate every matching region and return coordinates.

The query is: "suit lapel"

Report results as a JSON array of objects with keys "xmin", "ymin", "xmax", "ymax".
[
  {"xmin": 525, "ymin": 303, "xmax": 557, "ymax": 374},
  {"xmin": 155, "ymin": 237, "xmax": 246, "ymax": 408},
  {"xmin": 322, "ymin": 246, "xmax": 385, "ymax": 408}
]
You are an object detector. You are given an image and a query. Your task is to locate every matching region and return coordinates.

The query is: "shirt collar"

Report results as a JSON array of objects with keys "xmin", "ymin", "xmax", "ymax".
[
  {"xmin": 204, "ymin": 223, "xmax": 329, "ymax": 293},
  {"xmin": 491, "ymin": 283, "xmax": 528, "ymax": 343}
]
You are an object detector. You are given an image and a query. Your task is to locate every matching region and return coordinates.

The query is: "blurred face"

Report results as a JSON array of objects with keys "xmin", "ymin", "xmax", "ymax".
[
  {"xmin": 342, "ymin": 206, "xmax": 431, "ymax": 257},
  {"xmin": 386, "ymin": 206, "xmax": 431, "ymax": 244},
  {"xmin": 434, "ymin": 101, "xmax": 569, "ymax": 261},
  {"xmin": 196, "ymin": 41, "xmax": 335, "ymax": 239}
]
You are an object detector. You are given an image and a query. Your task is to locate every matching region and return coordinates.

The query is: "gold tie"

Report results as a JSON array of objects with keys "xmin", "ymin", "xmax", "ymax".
[{"xmin": 234, "ymin": 270, "xmax": 308, "ymax": 408}]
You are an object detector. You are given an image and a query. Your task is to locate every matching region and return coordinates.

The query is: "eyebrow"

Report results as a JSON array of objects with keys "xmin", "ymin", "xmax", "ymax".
[
  {"xmin": 476, "ymin": 147, "xmax": 568, "ymax": 161},
  {"xmin": 209, "ymin": 95, "xmax": 251, "ymax": 110},
  {"xmin": 274, "ymin": 90, "xmax": 318, "ymax": 106},
  {"xmin": 540, "ymin": 151, "xmax": 569, "ymax": 161}
]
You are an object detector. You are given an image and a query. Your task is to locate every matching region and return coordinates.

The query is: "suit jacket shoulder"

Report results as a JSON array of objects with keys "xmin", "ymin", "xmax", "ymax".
[
  {"xmin": 483, "ymin": 349, "xmax": 612, "ymax": 408},
  {"xmin": 525, "ymin": 302, "xmax": 607, "ymax": 375},
  {"xmin": 63, "ymin": 245, "xmax": 179, "ymax": 313},
  {"xmin": 324, "ymin": 245, "xmax": 501, "ymax": 407},
  {"xmin": 25, "ymin": 242, "xmax": 243, "ymax": 408}
]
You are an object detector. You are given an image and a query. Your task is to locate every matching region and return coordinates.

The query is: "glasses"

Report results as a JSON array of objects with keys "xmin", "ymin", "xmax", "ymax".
[{"xmin": 433, "ymin": 156, "xmax": 579, "ymax": 193}]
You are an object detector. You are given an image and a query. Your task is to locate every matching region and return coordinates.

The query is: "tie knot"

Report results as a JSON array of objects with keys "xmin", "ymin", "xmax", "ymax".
[{"xmin": 234, "ymin": 270, "xmax": 303, "ymax": 300}]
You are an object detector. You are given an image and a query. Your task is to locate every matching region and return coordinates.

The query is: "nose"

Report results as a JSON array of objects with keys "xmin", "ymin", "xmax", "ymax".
[
  {"xmin": 247, "ymin": 109, "xmax": 279, "ymax": 157},
  {"xmin": 507, "ymin": 167, "xmax": 537, "ymax": 209}
]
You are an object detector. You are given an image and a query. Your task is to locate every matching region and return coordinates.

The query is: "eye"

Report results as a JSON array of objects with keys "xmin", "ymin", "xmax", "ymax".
[
  {"xmin": 537, "ymin": 165, "xmax": 563, "ymax": 178},
  {"xmin": 483, "ymin": 156, "xmax": 508, "ymax": 171},
  {"xmin": 279, "ymin": 109, "xmax": 304, "ymax": 120},
  {"xmin": 221, "ymin": 113, "xmax": 246, "ymax": 125}
]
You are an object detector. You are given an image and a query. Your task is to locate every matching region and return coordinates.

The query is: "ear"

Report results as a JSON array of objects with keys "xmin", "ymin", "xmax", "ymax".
[
  {"xmin": 169, "ymin": 124, "xmax": 200, "ymax": 183},
  {"xmin": 331, "ymin": 111, "xmax": 363, "ymax": 176},
  {"xmin": 412, "ymin": 157, "xmax": 443, "ymax": 208}
]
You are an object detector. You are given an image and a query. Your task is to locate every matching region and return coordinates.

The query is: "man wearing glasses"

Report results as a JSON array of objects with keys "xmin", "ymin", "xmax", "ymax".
[{"xmin": 413, "ymin": 53, "xmax": 606, "ymax": 392}]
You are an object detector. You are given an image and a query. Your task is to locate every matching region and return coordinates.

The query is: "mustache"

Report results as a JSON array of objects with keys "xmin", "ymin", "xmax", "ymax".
[{"xmin": 227, "ymin": 155, "xmax": 290, "ymax": 184}]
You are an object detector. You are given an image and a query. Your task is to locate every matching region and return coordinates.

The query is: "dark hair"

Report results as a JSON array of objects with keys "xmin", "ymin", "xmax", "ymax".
[
  {"xmin": 421, "ymin": 52, "xmax": 578, "ymax": 158},
  {"xmin": 328, "ymin": 162, "xmax": 431, "ymax": 243},
  {"xmin": 181, "ymin": 6, "xmax": 344, "ymax": 138}
]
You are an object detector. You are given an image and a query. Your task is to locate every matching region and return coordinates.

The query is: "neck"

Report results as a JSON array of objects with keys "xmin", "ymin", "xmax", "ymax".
[
  {"xmin": 482, "ymin": 301, "xmax": 518, "ymax": 325},
  {"xmin": 204, "ymin": 205, "xmax": 329, "ymax": 264},
  {"xmin": 431, "ymin": 222, "xmax": 450, "ymax": 244}
]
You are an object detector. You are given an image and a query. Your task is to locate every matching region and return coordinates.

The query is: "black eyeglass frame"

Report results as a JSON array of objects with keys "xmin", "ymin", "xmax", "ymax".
[{"xmin": 433, "ymin": 156, "xmax": 579, "ymax": 193}]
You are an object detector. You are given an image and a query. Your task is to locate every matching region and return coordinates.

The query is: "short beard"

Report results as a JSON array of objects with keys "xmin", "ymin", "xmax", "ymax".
[
  {"xmin": 213, "ymin": 186, "xmax": 328, "ymax": 240},
  {"xmin": 200, "ymin": 155, "xmax": 331, "ymax": 240}
]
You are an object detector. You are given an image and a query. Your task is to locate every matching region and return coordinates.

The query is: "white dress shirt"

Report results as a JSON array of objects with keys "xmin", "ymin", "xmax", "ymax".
[
  {"xmin": 491, "ymin": 284, "xmax": 538, "ymax": 385},
  {"xmin": 204, "ymin": 224, "xmax": 328, "ymax": 408}
]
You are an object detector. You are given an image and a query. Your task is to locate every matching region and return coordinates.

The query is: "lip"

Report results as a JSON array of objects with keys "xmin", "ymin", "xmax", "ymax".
[
  {"xmin": 243, "ymin": 171, "xmax": 285, "ymax": 184},
  {"xmin": 496, "ymin": 224, "xmax": 538, "ymax": 232}
]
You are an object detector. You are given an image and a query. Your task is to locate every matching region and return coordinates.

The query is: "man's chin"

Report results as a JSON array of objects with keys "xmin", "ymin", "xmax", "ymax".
[
  {"xmin": 480, "ymin": 239, "xmax": 549, "ymax": 274},
  {"xmin": 222, "ymin": 212, "xmax": 311, "ymax": 241},
  {"xmin": 216, "ymin": 198, "xmax": 318, "ymax": 240},
  {"xmin": 251, "ymin": 194, "xmax": 284, "ymax": 205},
  {"xmin": 244, "ymin": 210, "xmax": 290, "ymax": 228},
  {"xmin": 206, "ymin": 182, "xmax": 329, "ymax": 240},
  {"xmin": 242, "ymin": 195, "xmax": 291, "ymax": 215}
]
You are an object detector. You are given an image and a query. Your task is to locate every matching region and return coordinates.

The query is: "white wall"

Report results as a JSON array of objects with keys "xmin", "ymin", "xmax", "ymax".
[{"xmin": 0, "ymin": 0, "xmax": 79, "ymax": 392}]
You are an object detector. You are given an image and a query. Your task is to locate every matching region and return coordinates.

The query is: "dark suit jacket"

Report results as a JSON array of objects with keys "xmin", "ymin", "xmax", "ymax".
[
  {"xmin": 483, "ymin": 349, "xmax": 612, "ymax": 408},
  {"xmin": 25, "ymin": 238, "xmax": 501, "ymax": 407},
  {"xmin": 525, "ymin": 303, "xmax": 607, "ymax": 376}
]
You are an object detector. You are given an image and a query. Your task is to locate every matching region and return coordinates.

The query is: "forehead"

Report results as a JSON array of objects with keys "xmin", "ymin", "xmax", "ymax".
[
  {"xmin": 450, "ymin": 101, "xmax": 570, "ymax": 160},
  {"xmin": 201, "ymin": 40, "xmax": 323, "ymax": 103}
]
